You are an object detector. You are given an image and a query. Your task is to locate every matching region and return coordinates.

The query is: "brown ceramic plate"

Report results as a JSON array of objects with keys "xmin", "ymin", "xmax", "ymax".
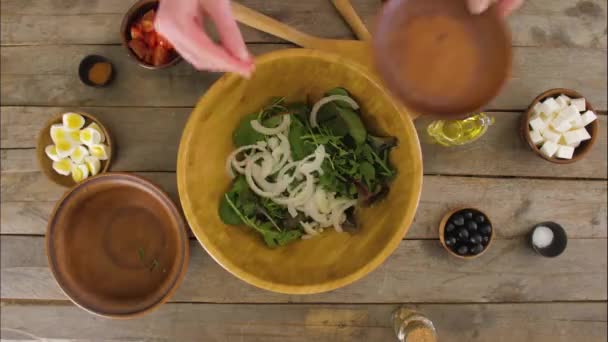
[
  {"xmin": 37, "ymin": 112, "xmax": 113, "ymax": 188},
  {"xmin": 46, "ymin": 173, "xmax": 189, "ymax": 318},
  {"xmin": 521, "ymin": 88, "xmax": 599, "ymax": 164},
  {"xmin": 373, "ymin": 0, "xmax": 512, "ymax": 118}
]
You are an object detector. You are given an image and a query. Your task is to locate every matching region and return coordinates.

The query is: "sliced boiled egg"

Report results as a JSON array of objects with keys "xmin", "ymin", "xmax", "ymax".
[
  {"xmin": 85, "ymin": 156, "xmax": 101, "ymax": 176},
  {"xmin": 86, "ymin": 122, "xmax": 105, "ymax": 143},
  {"xmin": 62, "ymin": 113, "xmax": 85, "ymax": 131},
  {"xmin": 89, "ymin": 144, "xmax": 109, "ymax": 160},
  {"xmin": 45, "ymin": 145, "xmax": 61, "ymax": 161},
  {"xmin": 51, "ymin": 124, "xmax": 80, "ymax": 144},
  {"xmin": 71, "ymin": 164, "xmax": 89, "ymax": 182},
  {"xmin": 52, "ymin": 159, "xmax": 72, "ymax": 176},
  {"xmin": 55, "ymin": 140, "xmax": 76, "ymax": 159},
  {"xmin": 70, "ymin": 145, "xmax": 90, "ymax": 164},
  {"xmin": 80, "ymin": 127, "xmax": 102, "ymax": 146}
]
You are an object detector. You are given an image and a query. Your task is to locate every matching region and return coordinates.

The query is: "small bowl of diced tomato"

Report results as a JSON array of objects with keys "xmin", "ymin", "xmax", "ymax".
[{"xmin": 121, "ymin": 0, "xmax": 181, "ymax": 69}]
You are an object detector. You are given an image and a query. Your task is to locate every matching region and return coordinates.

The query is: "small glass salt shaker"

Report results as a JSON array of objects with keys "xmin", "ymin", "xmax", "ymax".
[{"xmin": 392, "ymin": 306, "xmax": 437, "ymax": 342}]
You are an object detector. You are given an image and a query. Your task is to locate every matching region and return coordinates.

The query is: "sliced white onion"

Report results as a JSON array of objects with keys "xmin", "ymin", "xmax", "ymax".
[
  {"xmin": 245, "ymin": 156, "xmax": 285, "ymax": 198},
  {"xmin": 300, "ymin": 221, "xmax": 319, "ymax": 236},
  {"xmin": 310, "ymin": 95, "xmax": 360, "ymax": 128},
  {"xmin": 330, "ymin": 200, "xmax": 357, "ymax": 233},
  {"xmin": 251, "ymin": 115, "xmax": 291, "ymax": 135},
  {"xmin": 304, "ymin": 200, "xmax": 331, "ymax": 226},
  {"xmin": 300, "ymin": 145, "xmax": 326, "ymax": 174},
  {"xmin": 251, "ymin": 163, "xmax": 289, "ymax": 194},
  {"xmin": 270, "ymin": 133, "xmax": 291, "ymax": 174},
  {"xmin": 226, "ymin": 144, "xmax": 266, "ymax": 177},
  {"xmin": 273, "ymin": 174, "xmax": 314, "ymax": 206}
]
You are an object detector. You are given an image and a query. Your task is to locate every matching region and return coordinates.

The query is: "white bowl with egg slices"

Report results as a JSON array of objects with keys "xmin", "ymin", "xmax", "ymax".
[
  {"xmin": 521, "ymin": 88, "xmax": 599, "ymax": 163},
  {"xmin": 37, "ymin": 112, "xmax": 113, "ymax": 187}
]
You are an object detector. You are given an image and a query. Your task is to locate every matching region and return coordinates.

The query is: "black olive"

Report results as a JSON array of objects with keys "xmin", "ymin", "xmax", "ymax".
[
  {"xmin": 445, "ymin": 223, "xmax": 456, "ymax": 233},
  {"xmin": 474, "ymin": 215, "xmax": 485, "ymax": 224},
  {"xmin": 457, "ymin": 228, "xmax": 469, "ymax": 240},
  {"xmin": 469, "ymin": 234, "xmax": 482, "ymax": 245},
  {"xmin": 457, "ymin": 245, "xmax": 469, "ymax": 255},
  {"xmin": 451, "ymin": 214, "xmax": 465, "ymax": 226},
  {"xmin": 466, "ymin": 221, "xmax": 478, "ymax": 231},
  {"xmin": 482, "ymin": 236, "xmax": 490, "ymax": 244},
  {"xmin": 463, "ymin": 211, "xmax": 473, "ymax": 219},
  {"xmin": 445, "ymin": 236, "xmax": 457, "ymax": 246},
  {"xmin": 470, "ymin": 243, "xmax": 484, "ymax": 255},
  {"xmin": 479, "ymin": 224, "xmax": 492, "ymax": 236}
]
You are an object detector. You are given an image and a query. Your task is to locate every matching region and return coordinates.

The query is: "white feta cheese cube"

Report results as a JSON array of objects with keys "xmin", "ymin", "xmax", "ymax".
[
  {"xmin": 532, "ymin": 103, "xmax": 544, "ymax": 116},
  {"xmin": 540, "ymin": 141, "xmax": 559, "ymax": 158},
  {"xmin": 551, "ymin": 117, "xmax": 572, "ymax": 133},
  {"xmin": 556, "ymin": 145, "xmax": 575, "ymax": 159},
  {"xmin": 568, "ymin": 141, "xmax": 581, "ymax": 148},
  {"xmin": 570, "ymin": 98, "xmax": 586, "ymax": 112},
  {"xmin": 563, "ymin": 129, "xmax": 589, "ymax": 145},
  {"xmin": 529, "ymin": 117, "xmax": 547, "ymax": 132},
  {"xmin": 580, "ymin": 110, "xmax": 597, "ymax": 126},
  {"xmin": 541, "ymin": 128, "xmax": 561, "ymax": 143},
  {"xmin": 542, "ymin": 97, "xmax": 561, "ymax": 115},
  {"xmin": 529, "ymin": 130, "xmax": 544, "ymax": 146},
  {"xmin": 558, "ymin": 105, "xmax": 580, "ymax": 121},
  {"xmin": 556, "ymin": 95, "xmax": 571, "ymax": 108},
  {"xmin": 570, "ymin": 114, "xmax": 584, "ymax": 129},
  {"xmin": 573, "ymin": 127, "xmax": 591, "ymax": 141}
]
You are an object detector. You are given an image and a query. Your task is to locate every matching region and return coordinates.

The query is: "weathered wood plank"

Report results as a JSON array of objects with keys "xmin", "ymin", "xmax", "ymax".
[
  {"xmin": 2, "ymin": 45, "xmax": 606, "ymax": 110},
  {"xmin": 2, "ymin": 236, "xmax": 606, "ymax": 303},
  {"xmin": 1, "ymin": 0, "xmax": 606, "ymax": 48},
  {"xmin": 2, "ymin": 106, "xmax": 606, "ymax": 178},
  {"xmin": 0, "ymin": 302, "xmax": 606, "ymax": 342},
  {"xmin": 2, "ymin": 171, "xmax": 605, "ymax": 238}
]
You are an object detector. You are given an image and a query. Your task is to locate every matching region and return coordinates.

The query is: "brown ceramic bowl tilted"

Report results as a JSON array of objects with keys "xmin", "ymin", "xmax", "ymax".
[
  {"xmin": 37, "ymin": 112, "xmax": 113, "ymax": 188},
  {"xmin": 439, "ymin": 207, "xmax": 494, "ymax": 260},
  {"xmin": 120, "ymin": 0, "xmax": 181, "ymax": 69},
  {"xmin": 46, "ymin": 173, "xmax": 189, "ymax": 318},
  {"xmin": 373, "ymin": 0, "xmax": 512, "ymax": 118},
  {"xmin": 521, "ymin": 88, "xmax": 599, "ymax": 164}
]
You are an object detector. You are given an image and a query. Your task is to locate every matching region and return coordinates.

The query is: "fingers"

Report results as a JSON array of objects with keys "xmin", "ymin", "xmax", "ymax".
[
  {"xmin": 168, "ymin": 20, "xmax": 254, "ymax": 77},
  {"xmin": 467, "ymin": 0, "xmax": 495, "ymax": 15},
  {"xmin": 154, "ymin": 0, "xmax": 254, "ymax": 77},
  {"xmin": 496, "ymin": 0, "xmax": 525, "ymax": 17},
  {"xmin": 203, "ymin": 0, "xmax": 252, "ymax": 63}
]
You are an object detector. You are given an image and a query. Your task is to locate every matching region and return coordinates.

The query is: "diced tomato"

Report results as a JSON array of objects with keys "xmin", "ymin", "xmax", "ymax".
[
  {"xmin": 152, "ymin": 45, "xmax": 170, "ymax": 66},
  {"xmin": 144, "ymin": 32, "xmax": 158, "ymax": 48},
  {"xmin": 130, "ymin": 23, "xmax": 143, "ymax": 40},
  {"xmin": 157, "ymin": 34, "xmax": 174, "ymax": 50},
  {"xmin": 128, "ymin": 38, "xmax": 149, "ymax": 60},
  {"xmin": 141, "ymin": 9, "xmax": 156, "ymax": 33}
]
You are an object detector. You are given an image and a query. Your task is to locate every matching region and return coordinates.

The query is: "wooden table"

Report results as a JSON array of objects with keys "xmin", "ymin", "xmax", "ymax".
[{"xmin": 1, "ymin": 0, "xmax": 607, "ymax": 340}]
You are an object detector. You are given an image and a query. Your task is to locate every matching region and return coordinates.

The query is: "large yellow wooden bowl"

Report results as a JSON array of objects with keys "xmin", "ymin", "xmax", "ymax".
[{"xmin": 177, "ymin": 49, "xmax": 422, "ymax": 294}]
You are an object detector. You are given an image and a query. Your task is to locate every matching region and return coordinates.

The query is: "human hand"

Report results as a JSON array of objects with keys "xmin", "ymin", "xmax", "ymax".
[
  {"xmin": 467, "ymin": 0, "xmax": 524, "ymax": 17},
  {"xmin": 155, "ymin": 0, "xmax": 254, "ymax": 77}
]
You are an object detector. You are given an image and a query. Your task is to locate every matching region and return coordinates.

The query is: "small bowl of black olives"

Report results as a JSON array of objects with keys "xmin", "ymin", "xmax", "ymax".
[{"xmin": 439, "ymin": 207, "xmax": 494, "ymax": 259}]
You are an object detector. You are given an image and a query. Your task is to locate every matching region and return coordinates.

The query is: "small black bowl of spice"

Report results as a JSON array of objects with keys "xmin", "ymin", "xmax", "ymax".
[
  {"xmin": 439, "ymin": 207, "xmax": 494, "ymax": 259},
  {"xmin": 79, "ymin": 55, "xmax": 114, "ymax": 87}
]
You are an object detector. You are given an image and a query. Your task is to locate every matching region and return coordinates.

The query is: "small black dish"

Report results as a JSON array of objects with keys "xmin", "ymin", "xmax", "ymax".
[
  {"xmin": 78, "ymin": 55, "xmax": 115, "ymax": 87},
  {"xmin": 529, "ymin": 222, "xmax": 568, "ymax": 258}
]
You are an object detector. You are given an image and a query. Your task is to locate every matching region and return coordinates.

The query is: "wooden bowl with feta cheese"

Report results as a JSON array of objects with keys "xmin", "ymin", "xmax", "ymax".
[
  {"xmin": 37, "ymin": 112, "xmax": 114, "ymax": 188},
  {"xmin": 521, "ymin": 88, "xmax": 599, "ymax": 164}
]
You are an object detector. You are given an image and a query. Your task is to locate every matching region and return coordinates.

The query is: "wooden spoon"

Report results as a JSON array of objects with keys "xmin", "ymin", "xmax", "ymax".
[
  {"xmin": 232, "ymin": 3, "xmax": 372, "ymax": 74},
  {"xmin": 231, "ymin": 3, "xmax": 419, "ymax": 120},
  {"xmin": 331, "ymin": 0, "xmax": 372, "ymax": 41}
]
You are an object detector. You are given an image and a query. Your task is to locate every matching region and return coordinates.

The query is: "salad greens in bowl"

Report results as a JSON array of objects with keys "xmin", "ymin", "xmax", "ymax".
[
  {"xmin": 220, "ymin": 89, "xmax": 398, "ymax": 248},
  {"xmin": 177, "ymin": 49, "xmax": 422, "ymax": 294}
]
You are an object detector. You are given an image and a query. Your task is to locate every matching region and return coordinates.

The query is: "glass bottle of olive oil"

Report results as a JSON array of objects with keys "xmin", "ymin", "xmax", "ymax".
[{"xmin": 426, "ymin": 113, "xmax": 494, "ymax": 147}]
